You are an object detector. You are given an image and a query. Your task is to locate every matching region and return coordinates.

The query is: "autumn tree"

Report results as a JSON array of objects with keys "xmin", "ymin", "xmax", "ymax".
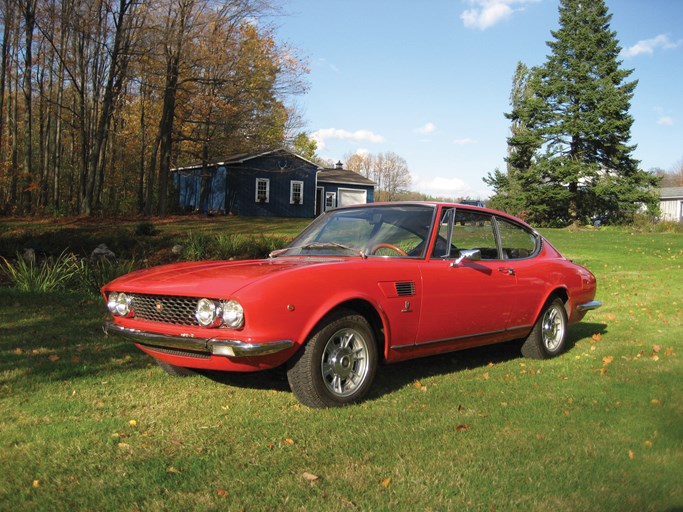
[
  {"xmin": 345, "ymin": 151, "xmax": 412, "ymax": 201},
  {"xmin": 486, "ymin": 0, "xmax": 659, "ymax": 225}
]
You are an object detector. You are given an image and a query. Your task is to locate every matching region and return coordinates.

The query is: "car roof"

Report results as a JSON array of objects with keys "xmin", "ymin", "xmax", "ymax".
[{"xmin": 333, "ymin": 201, "xmax": 539, "ymax": 234}]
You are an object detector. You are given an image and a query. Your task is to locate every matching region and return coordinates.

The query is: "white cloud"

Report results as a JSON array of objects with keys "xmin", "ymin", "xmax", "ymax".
[
  {"xmin": 621, "ymin": 34, "xmax": 683, "ymax": 58},
  {"xmin": 415, "ymin": 122, "xmax": 436, "ymax": 135},
  {"xmin": 454, "ymin": 137, "xmax": 477, "ymax": 145},
  {"xmin": 460, "ymin": 0, "xmax": 539, "ymax": 30},
  {"xmin": 311, "ymin": 128, "xmax": 385, "ymax": 150},
  {"xmin": 658, "ymin": 116, "xmax": 674, "ymax": 126}
]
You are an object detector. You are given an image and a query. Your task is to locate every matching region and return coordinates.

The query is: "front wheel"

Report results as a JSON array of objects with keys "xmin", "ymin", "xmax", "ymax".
[
  {"xmin": 521, "ymin": 297, "xmax": 568, "ymax": 359},
  {"xmin": 287, "ymin": 309, "xmax": 378, "ymax": 408}
]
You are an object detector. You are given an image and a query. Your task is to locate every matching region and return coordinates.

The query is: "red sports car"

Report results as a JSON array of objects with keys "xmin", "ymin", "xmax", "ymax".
[{"xmin": 103, "ymin": 202, "xmax": 601, "ymax": 408}]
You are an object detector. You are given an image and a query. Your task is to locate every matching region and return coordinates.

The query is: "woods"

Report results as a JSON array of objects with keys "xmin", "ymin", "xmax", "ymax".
[{"xmin": 0, "ymin": 0, "xmax": 307, "ymax": 216}]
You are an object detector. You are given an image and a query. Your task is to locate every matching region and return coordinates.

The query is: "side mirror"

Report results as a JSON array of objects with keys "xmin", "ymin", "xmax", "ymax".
[{"xmin": 451, "ymin": 249, "xmax": 482, "ymax": 267}]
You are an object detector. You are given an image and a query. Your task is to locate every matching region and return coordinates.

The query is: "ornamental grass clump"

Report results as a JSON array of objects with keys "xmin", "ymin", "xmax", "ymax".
[{"xmin": 1, "ymin": 250, "xmax": 79, "ymax": 292}]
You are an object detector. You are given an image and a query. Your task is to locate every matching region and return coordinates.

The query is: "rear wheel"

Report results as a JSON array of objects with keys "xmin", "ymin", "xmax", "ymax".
[
  {"xmin": 287, "ymin": 309, "xmax": 377, "ymax": 408},
  {"xmin": 521, "ymin": 297, "xmax": 568, "ymax": 359},
  {"xmin": 156, "ymin": 359, "xmax": 196, "ymax": 377}
]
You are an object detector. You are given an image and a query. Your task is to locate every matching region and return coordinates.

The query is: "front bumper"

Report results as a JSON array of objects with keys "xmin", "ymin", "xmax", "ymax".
[{"xmin": 104, "ymin": 322, "xmax": 294, "ymax": 358}]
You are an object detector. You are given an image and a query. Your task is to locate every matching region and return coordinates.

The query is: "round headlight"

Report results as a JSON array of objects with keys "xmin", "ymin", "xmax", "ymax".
[
  {"xmin": 107, "ymin": 292, "xmax": 120, "ymax": 314},
  {"xmin": 196, "ymin": 298, "xmax": 223, "ymax": 327},
  {"xmin": 221, "ymin": 300, "xmax": 244, "ymax": 329},
  {"xmin": 108, "ymin": 292, "xmax": 133, "ymax": 317}
]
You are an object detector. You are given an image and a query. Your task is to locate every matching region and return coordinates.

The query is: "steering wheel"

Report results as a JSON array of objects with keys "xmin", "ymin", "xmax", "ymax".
[{"xmin": 370, "ymin": 243, "xmax": 408, "ymax": 256}]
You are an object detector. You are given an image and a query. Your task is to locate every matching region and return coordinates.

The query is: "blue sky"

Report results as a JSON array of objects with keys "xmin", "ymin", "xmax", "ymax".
[{"xmin": 277, "ymin": 0, "xmax": 683, "ymax": 199}]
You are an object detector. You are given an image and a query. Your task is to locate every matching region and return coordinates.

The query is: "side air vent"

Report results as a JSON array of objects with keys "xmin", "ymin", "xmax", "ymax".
[{"xmin": 395, "ymin": 281, "xmax": 415, "ymax": 297}]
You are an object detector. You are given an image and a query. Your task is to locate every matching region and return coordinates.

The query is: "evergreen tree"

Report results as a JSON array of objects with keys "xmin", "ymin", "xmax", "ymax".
[{"xmin": 487, "ymin": 0, "xmax": 659, "ymax": 225}]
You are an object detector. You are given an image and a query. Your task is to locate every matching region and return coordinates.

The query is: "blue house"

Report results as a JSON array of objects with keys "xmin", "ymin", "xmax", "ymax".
[{"xmin": 172, "ymin": 149, "xmax": 375, "ymax": 217}]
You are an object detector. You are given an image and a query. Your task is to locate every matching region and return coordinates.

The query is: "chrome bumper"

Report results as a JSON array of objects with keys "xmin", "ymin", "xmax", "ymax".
[
  {"xmin": 576, "ymin": 300, "xmax": 602, "ymax": 311},
  {"xmin": 104, "ymin": 322, "xmax": 294, "ymax": 358}
]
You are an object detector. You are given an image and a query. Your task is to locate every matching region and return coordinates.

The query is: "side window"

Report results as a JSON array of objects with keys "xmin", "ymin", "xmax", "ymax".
[
  {"xmin": 255, "ymin": 178, "xmax": 270, "ymax": 203},
  {"xmin": 497, "ymin": 218, "xmax": 538, "ymax": 259},
  {"xmin": 325, "ymin": 192, "xmax": 336, "ymax": 210},
  {"xmin": 290, "ymin": 181, "xmax": 303, "ymax": 204},
  {"xmin": 453, "ymin": 211, "xmax": 498, "ymax": 260}
]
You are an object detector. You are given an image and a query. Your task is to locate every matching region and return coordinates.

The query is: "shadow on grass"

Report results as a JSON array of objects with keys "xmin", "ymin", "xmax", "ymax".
[
  {"xmin": 0, "ymin": 289, "xmax": 150, "ymax": 390},
  {"xmin": 195, "ymin": 321, "xmax": 609, "ymax": 401},
  {"xmin": 1, "ymin": 286, "xmax": 608, "ymax": 403}
]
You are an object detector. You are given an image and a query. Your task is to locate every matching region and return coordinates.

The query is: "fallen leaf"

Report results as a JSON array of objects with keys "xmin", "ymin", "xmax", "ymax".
[
  {"xmin": 652, "ymin": 344, "xmax": 661, "ymax": 353},
  {"xmin": 166, "ymin": 466, "xmax": 181, "ymax": 474},
  {"xmin": 628, "ymin": 450, "xmax": 635, "ymax": 460},
  {"xmin": 602, "ymin": 356, "xmax": 614, "ymax": 366},
  {"xmin": 48, "ymin": 354, "xmax": 59, "ymax": 362},
  {"xmin": 284, "ymin": 437, "xmax": 295, "ymax": 445},
  {"xmin": 381, "ymin": 477, "xmax": 392, "ymax": 488},
  {"xmin": 665, "ymin": 347, "xmax": 674, "ymax": 356},
  {"xmin": 302, "ymin": 472, "xmax": 320, "ymax": 482},
  {"xmin": 651, "ymin": 399, "xmax": 661, "ymax": 405},
  {"xmin": 216, "ymin": 489, "xmax": 228, "ymax": 497},
  {"xmin": 591, "ymin": 333, "xmax": 602, "ymax": 342},
  {"xmin": 482, "ymin": 372, "xmax": 490, "ymax": 380},
  {"xmin": 644, "ymin": 440, "xmax": 653, "ymax": 448},
  {"xmin": 118, "ymin": 442, "xmax": 130, "ymax": 449},
  {"xmin": 650, "ymin": 354, "xmax": 659, "ymax": 361},
  {"xmin": 14, "ymin": 348, "xmax": 23, "ymax": 355},
  {"xmin": 70, "ymin": 356, "xmax": 82, "ymax": 364},
  {"xmin": 32, "ymin": 480, "xmax": 40, "ymax": 489},
  {"xmin": 455, "ymin": 424, "xmax": 468, "ymax": 432},
  {"xmin": 129, "ymin": 419, "xmax": 137, "ymax": 428},
  {"xmin": 414, "ymin": 380, "xmax": 423, "ymax": 389}
]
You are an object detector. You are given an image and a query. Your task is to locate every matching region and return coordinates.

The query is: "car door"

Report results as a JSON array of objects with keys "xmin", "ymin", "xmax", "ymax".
[
  {"xmin": 416, "ymin": 208, "xmax": 517, "ymax": 345},
  {"xmin": 494, "ymin": 216, "xmax": 546, "ymax": 332}
]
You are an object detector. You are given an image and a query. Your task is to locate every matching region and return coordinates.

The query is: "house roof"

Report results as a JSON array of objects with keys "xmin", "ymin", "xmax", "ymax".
[
  {"xmin": 659, "ymin": 187, "xmax": 683, "ymax": 199},
  {"xmin": 317, "ymin": 168, "xmax": 376, "ymax": 187},
  {"xmin": 171, "ymin": 148, "xmax": 319, "ymax": 172}
]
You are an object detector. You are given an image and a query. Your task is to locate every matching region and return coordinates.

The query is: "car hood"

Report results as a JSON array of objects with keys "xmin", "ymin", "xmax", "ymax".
[{"xmin": 103, "ymin": 258, "xmax": 342, "ymax": 297}]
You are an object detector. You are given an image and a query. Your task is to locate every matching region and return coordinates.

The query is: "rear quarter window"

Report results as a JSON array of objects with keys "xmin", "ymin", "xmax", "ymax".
[{"xmin": 497, "ymin": 218, "xmax": 539, "ymax": 259}]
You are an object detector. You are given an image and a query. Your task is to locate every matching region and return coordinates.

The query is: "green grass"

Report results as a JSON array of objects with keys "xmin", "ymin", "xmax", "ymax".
[{"xmin": 0, "ymin": 224, "xmax": 681, "ymax": 511}]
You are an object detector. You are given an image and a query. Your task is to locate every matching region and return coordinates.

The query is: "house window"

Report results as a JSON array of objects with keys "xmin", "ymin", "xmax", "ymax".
[
  {"xmin": 290, "ymin": 181, "xmax": 304, "ymax": 204},
  {"xmin": 255, "ymin": 178, "xmax": 270, "ymax": 203},
  {"xmin": 325, "ymin": 192, "xmax": 336, "ymax": 210}
]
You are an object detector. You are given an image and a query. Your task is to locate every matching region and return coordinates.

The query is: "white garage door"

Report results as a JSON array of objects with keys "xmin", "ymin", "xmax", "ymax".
[{"xmin": 338, "ymin": 188, "xmax": 368, "ymax": 207}]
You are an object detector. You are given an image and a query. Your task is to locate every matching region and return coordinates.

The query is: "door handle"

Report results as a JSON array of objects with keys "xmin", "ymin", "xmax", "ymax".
[{"xmin": 498, "ymin": 267, "xmax": 515, "ymax": 276}]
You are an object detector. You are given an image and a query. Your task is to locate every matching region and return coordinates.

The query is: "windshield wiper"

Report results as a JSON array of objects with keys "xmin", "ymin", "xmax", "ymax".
[{"xmin": 270, "ymin": 242, "xmax": 367, "ymax": 259}]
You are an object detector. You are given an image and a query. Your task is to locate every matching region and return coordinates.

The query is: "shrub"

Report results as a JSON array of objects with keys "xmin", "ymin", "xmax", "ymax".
[
  {"xmin": 73, "ymin": 258, "xmax": 139, "ymax": 297},
  {"xmin": 1, "ymin": 250, "xmax": 79, "ymax": 292},
  {"xmin": 134, "ymin": 221, "xmax": 158, "ymax": 236}
]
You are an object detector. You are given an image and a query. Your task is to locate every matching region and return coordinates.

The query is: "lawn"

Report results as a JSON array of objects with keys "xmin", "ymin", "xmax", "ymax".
[{"xmin": 0, "ymin": 219, "xmax": 681, "ymax": 511}]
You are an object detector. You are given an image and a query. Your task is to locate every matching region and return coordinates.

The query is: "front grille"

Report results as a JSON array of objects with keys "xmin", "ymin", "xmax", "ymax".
[{"xmin": 130, "ymin": 294, "xmax": 199, "ymax": 326}]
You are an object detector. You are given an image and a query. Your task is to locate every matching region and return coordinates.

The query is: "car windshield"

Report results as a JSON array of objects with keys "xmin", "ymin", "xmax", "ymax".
[{"xmin": 272, "ymin": 204, "xmax": 437, "ymax": 258}]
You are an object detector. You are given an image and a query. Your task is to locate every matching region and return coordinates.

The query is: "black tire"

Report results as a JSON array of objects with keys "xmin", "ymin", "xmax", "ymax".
[
  {"xmin": 521, "ymin": 297, "xmax": 568, "ymax": 359},
  {"xmin": 156, "ymin": 359, "xmax": 197, "ymax": 377},
  {"xmin": 287, "ymin": 309, "xmax": 378, "ymax": 408}
]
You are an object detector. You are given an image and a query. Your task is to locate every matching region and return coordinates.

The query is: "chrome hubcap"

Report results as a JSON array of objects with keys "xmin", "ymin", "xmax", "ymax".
[
  {"xmin": 542, "ymin": 305, "xmax": 565, "ymax": 352},
  {"xmin": 321, "ymin": 328, "xmax": 369, "ymax": 397}
]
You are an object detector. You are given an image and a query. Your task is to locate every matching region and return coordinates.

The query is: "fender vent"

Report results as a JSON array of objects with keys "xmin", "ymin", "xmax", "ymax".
[{"xmin": 395, "ymin": 281, "xmax": 415, "ymax": 297}]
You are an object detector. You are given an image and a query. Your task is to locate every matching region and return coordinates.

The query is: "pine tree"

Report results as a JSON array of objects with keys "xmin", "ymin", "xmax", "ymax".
[{"xmin": 487, "ymin": 0, "xmax": 659, "ymax": 225}]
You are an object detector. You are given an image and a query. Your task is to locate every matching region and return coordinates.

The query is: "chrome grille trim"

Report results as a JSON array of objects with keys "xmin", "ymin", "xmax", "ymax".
[{"xmin": 129, "ymin": 294, "xmax": 199, "ymax": 326}]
